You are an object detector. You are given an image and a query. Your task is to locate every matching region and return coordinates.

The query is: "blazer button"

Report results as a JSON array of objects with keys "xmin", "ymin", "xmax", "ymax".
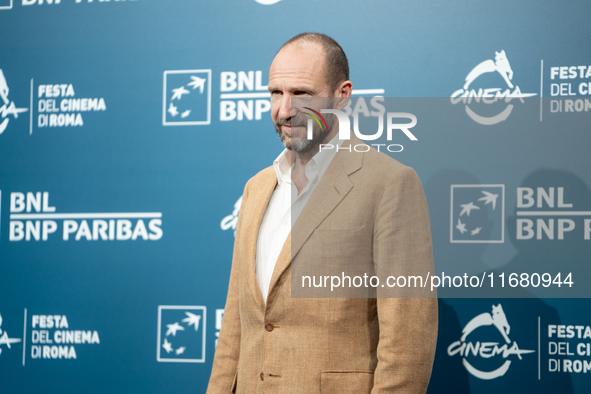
[
  {"xmin": 260, "ymin": 372, "xmax": 264, "ymax": 381},
  {"xmin": 265, "ymin": 323, "xmax": 274, "ymax": 332}
]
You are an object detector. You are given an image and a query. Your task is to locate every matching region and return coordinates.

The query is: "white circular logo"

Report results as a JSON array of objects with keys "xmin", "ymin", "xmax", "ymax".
[
  {"xmin": 447, "ymin": 304, "xmax": 535, "ymax": 380},
  {"xmin": 450, "ymin": 51, "xmax": 536, "ymax": 125}
]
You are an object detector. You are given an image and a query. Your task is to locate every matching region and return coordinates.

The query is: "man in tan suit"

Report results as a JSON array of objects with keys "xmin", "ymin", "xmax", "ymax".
[{"xmin": 207, "ymin": 33, "xmax": 437, "ymax": 394}]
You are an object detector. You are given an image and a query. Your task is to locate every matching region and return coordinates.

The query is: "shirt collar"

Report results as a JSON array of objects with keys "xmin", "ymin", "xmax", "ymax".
[
  {"xmin": 273, "ymin": 149, "xmax": 291, "ymax": 186},
  {"xmin": 272, "ymin": 133, "xmax": 343, "ymax": 186}
]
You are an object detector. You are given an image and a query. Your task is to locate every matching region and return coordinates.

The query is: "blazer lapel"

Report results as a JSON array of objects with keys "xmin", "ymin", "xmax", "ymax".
[
  {"xmin": 267, "ymin": 137, "xmax": 364, "ymax": 300},
  {"xmin": 242, "ymin": 168, "xmax": 277, "ymax": 312}
]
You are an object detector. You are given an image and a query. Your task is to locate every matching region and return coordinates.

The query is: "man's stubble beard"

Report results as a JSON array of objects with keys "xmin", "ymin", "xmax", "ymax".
[{"xmin": 275, "ymin": 98, "xmax": 335, "ymax": 153}]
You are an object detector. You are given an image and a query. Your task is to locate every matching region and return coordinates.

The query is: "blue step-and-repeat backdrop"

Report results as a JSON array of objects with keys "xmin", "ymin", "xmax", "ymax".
[{"xmin": 1, "ymin": 0, "xmax": 590, "ymax": 393}]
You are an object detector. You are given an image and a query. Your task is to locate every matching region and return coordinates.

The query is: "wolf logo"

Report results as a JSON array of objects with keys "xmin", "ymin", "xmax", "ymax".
[
  {"xmin": 449, "ymin": 303, "xmax": 534, "ymax": 380},
  {"xmin": 0, "ymin": 69, "xmax": 28, "ymax": 135},
  {"xmin": 463, "ymin": 50, "xmax": 514, "ymax": 90},
  {"xmin": 450, "ymin": 50, "xmax": 535, "ymax": 125},
  {"xmin": 461, "ymin": 304, "xmax": 511, "ymax": 344},
  {"xmin": 0, "ymin": 313, "xmax": 23, "ymax": 356}
]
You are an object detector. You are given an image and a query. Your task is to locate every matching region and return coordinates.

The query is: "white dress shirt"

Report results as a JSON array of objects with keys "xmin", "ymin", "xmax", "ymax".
[{"xmin": 255, "ymin": 135, "xmax": 341, "ymax": 303}]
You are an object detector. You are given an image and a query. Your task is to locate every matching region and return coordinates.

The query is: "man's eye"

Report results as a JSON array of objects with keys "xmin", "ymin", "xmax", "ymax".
[
  {"xmin": 271, "ymin": 90, "xmax": 282, "ymax": 96},
  {"xmin": 294, "ymin": 91, "xmax": 308, "ymax": 96}
]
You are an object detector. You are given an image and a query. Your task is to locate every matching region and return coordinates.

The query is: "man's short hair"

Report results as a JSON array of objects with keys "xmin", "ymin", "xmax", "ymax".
[{"xmin": 278, "ymin": 32, "xmax": 349, "ymax": 93}]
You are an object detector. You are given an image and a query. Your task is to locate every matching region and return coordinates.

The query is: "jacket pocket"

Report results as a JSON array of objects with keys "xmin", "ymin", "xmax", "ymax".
[
  {"xmin": 320, "ymin": 370, "xmax": 374, "ymax": 394},
  {"xmin": 231, "ymin": 370, "xmax": 238, "ymax": 393}
]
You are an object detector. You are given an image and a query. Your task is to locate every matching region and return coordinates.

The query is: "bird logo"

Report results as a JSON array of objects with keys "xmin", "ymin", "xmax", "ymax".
[
  {"xmin": 157, "ymin": 307, "xmax": 206, "ymax": 362},
  {"xmin": 163, "ymin": 70, "xmax": 211, "ymax": 126},
  {"xmin": 451, "ymin": 185, "xmax": 504, "ymax": 243},
  {"xmin": 188, "ymin": 76, "xmax": 206, "ymax": 93}
]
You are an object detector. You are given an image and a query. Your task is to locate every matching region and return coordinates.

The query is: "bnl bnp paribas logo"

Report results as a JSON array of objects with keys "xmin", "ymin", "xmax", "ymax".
[
  {"xmin": 162, "ymin": 69, "xmax": 271, "ymax": 126},
  {"xmin": 451, "ymin": 50, "xmax": 536, "ymax": 125},
  {"xmin": 448, "ymin": 304, "xmax": 535, "ymax": 380},
  {"xmin": 4, "ymin": 190, "xmax": 163, "ymax": 242},
  {"xmin": 162, "ymin": 70, "xmax": 387, "ymax": 127},
  {"xmin": 450, "ymin": 185, "xmax": 505, "ymax": 243},
  {"xmin": 0, "ymin": 69, "xmax": 28, "ymax": 135},
  {"xmin": 157, "ymin": 306, "xmax": 206, "ymax": 363},
  {"xmin": 162, "ymin": 70, "xmax": 212, "ymax": 126}
]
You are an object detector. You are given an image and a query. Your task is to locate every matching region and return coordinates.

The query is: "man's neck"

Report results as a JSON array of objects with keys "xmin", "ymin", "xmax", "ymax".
[{"xmin": 289, "ymin": 127, "xmax": 338, "ymax": 194}]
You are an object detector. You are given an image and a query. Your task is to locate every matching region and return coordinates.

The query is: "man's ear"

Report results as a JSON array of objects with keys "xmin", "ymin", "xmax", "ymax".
[{"xmin": 333, "ymin": 80, "xmax": 352, "ymax": 111}]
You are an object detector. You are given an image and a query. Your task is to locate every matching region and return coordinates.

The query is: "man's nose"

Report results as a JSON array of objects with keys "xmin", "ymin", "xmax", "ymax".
[{"xmin": 278, "ymin": 94, "xmax": 295, "ymax": 120}]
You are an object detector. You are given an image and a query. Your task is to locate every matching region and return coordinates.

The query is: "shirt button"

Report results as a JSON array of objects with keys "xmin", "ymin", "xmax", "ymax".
[
  {"xmin": 265, "ymin": 323, "xmax": 274, "ymax": 332},
  {"xmin": 260, "ymin": 372, "xmax": 264, "ymax": 381}
]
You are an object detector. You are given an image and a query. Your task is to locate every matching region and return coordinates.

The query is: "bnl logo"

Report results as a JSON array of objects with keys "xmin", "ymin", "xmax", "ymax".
[
  {"xmin": 162, "ymin": 70, "xmax": 211, "ymax": 126},
  {"xmin": 450, "ymin": 185, "xmax": 505, "ymax": 243},
  {"xmin": 157, "ymin": 305, "xmax": 206, "ymax": 363}
]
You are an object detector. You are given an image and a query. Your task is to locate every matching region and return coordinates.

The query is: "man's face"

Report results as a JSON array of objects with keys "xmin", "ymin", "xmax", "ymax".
[{"xmin": 268, "ymin": 43, "xmax": 334, "ymax": 152}]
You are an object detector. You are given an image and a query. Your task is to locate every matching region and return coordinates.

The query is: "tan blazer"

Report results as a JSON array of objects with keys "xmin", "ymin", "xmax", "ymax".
[{"xmin": 207, "ymin": 136, "xmax": 437, "ymax": 394}]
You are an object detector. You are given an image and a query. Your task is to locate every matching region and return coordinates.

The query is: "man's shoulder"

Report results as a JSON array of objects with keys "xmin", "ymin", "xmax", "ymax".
[
  {"xmin": 363, "ymin": 147, "xmax": 406, "ymax": 170},
  {"xmin": 244, "ymin": 165, "xmax": 276, "ymax": 192},
  {"xmin": 346, "ymin": 134, "xmax": 409, "ymax": 174},
  {"xmin": 357, "ymin": 142, "xmax": 417, "ymax": 183}
]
